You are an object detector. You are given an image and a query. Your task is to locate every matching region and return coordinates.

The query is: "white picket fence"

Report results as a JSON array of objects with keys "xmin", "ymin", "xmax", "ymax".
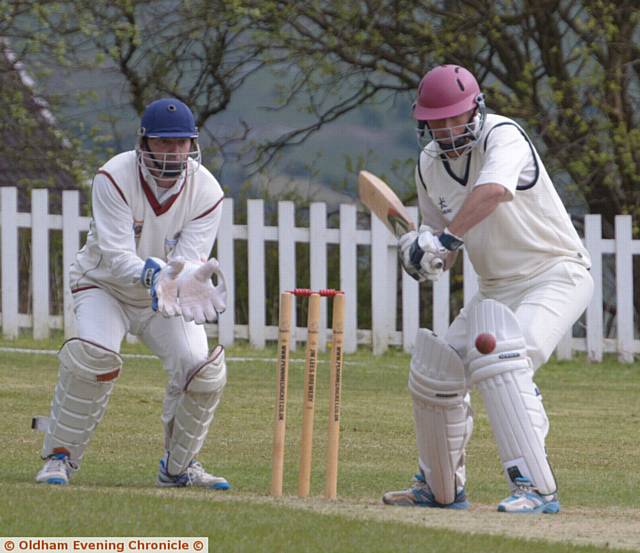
[{"xmin": 1, "ymin": 187, "xmax": 639, "ymax": 362}]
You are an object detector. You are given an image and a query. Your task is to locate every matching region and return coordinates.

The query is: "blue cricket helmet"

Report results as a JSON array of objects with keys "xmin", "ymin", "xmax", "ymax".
[{"xmin": 138, "ymin": 98, "xmax": 198, "ymax": 139}]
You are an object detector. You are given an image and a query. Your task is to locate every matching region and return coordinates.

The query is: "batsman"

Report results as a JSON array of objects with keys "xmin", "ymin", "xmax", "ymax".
[
  {"xmin": 35, "ymin": 99, "xmax": 230, "ymax": 490},
  {"xmin": 384, "ymin": 65, "xmax": 593, "ymax": 513}
]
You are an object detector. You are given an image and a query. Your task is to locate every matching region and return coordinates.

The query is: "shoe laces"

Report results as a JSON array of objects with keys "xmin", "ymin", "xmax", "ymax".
[
  {"xmin": 185, "ymin": 460, "xmax": 206, "ymax": 483},
  {"xmin": 512, "ymin": 477, "xmax": 552, "ymax": 501},
  {"xmin": 410, "ymin": 472, "xmax": 434, "ymax": 498},
  {"xmin": 46, "ymin": 453, "xmax": 76, "ymax": 473},
  {"xmin": 413, "ymin": 472, "xmax": 426, "ymax": 484},
  {"xmin": 411, "ymin": 473, "xmax": 466, "ymax": 505},
  {"xmin": 512, "ymin": 477, "xmax": 535, "ymax": 494}
]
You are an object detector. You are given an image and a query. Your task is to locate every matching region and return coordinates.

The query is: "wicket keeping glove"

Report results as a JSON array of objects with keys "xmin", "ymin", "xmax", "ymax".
[
  {"xmin": 177, "ymin": 258, "xmax": 228, "ymax": 324},
  {"xmin": 141, "ymin": 257, "xmax": 184, "ymax": 317}
]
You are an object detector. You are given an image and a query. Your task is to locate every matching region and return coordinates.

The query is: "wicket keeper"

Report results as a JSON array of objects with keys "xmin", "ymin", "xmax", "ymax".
[{"xmin": 35, "ymin": 99, "xmax": 230, "ymax": 490}]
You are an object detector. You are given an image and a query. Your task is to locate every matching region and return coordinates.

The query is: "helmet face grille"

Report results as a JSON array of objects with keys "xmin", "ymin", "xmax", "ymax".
[
  {"xmin": 416, "ymin": 94, "xmax": 486, "ymax": 157},
  {"xmin": 136, "ymin": 143, "xmax": 202, "ymax": 181}
]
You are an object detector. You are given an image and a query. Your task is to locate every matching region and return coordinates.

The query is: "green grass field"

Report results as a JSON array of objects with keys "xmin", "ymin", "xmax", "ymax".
[{"xmin": 1, "ymin": 335, "xmax": 639, "ymax": 552}]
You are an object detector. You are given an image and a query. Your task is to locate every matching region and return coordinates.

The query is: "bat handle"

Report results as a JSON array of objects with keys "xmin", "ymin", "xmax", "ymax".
[{"xmin": 431, "ymin": 258, "xmax": 444, "ymax": 270}]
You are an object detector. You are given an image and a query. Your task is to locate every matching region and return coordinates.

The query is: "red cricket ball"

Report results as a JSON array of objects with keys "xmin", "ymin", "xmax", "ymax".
[{"xmin": 475, "ymin": 332, "xmax": 496, "ymax": 354}]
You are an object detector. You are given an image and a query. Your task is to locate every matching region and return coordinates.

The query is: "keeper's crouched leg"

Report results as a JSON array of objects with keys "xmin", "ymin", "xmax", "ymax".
[
  {"xmin": 159, "ymin": 345, "xmax": 229, "ymax": 489},
  {"xmin": 36, "ymin": 338, "xmax": 122, "ymax": 484}
]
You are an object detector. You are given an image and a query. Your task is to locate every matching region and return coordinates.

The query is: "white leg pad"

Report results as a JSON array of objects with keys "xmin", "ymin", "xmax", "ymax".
[
  {"xmin": 467, "ymin": 299, "xmax": 556, "ymax": 494},
  {"xmin": 42, "ymin": 338, "xmax": 122, "ymax": 463},
  {"xmin": 409, "ymin": 329, "xmax": 472, "ymax": 505},
  {"xmin": 166, "ymin": 345, "xmax": 227, "ymax": 475}
]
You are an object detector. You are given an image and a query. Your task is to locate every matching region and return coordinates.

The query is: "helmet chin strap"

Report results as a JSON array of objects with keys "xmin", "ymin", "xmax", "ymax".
[{"xmin": 436, "ymin": 135, "xmax": 470, "ymax": 153}]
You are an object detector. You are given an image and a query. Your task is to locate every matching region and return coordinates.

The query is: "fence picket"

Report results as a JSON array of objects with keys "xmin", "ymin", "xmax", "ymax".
[
  {"xmin": 615, "ymin": 216, "xmax": 634, "ymax": 363},
  {"xmin": 462, "ymin": 251, "xmax": 478, "ymax": 306},
  {"xmin": 432, "ymin": 273, "xmax": 450, "ymax": 338},
  {"xmin": 1, "ymin": 187, "xmax": 19, "ymax": 339},
  {"xmin": 31, "ymin": 189, "xmax": 50, "ymax": 340},
  {"xmin": 401, "ymin": 206, "xmax": 420, "ymax": 352},
  {"xmin": 584, "ymin": 215, "xmax": 604, "ymax": 362},
  {"xmin": 387, "ymin": 233, "xmax": 398, "ymax": 340},
  {"xmin": 217, "ymin": 198, "xmax": 235, "ymax": 347},
  {"xmin": 339, "ymin": 204, "xmax": 357, "ymax": 353},
  {"xmin": 370, "ymin": 215, "xmax": 389, "ymax": 354},
  {"xmin": 278, "ymin": 201, "xmax": 297, "ymax": 350},
  {"xmin": 310, "ymin": 203, "xmax": 328, "ymax": 350},
  {"xmin": 62, "ymin": 191, "xmax": 80, "ymax": 339},
  {"xmin": 247, "ymin": 199, "xmax": 266, "ymax": 348}
]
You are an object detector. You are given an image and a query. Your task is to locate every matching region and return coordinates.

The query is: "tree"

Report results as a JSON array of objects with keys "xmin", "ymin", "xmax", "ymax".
[
  {"xmin": 247, "ymin": 0, "xmax": 640, "ymax": 227},
  {"xmin": 1, "ymin": 0, "xmax": 271, "ymax": 175}
]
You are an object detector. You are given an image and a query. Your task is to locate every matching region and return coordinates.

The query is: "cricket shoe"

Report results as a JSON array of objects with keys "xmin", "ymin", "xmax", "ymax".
[
  {"xmin": 36, "ymin": 451, "xmax": 76, "ymax": 485},
  {"xmin": 382, "ymin": 471, "xmax": 469, "ymax": 509},
  {"xmin": 157, "ymin": 456, "xmax": 230, "ymax": 490},
  {"xmin": 497, "ymin": 477, "xmax": 560, "ymax": 513}
]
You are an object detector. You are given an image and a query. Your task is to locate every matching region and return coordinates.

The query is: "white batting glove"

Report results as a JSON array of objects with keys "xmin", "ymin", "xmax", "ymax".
[
  {"xmin": 141, "ymin": 257, "xmax": 185, "ymax": 317},
  {"xmin": 398, "ymin": 230, "xmax": 420, "ymax": 280},
  {"xmin": 398, "ymin": 225, "xmax": 446, "ymax": 282},
  {"xmin": 177, "ymin": 258, "xmax": 228, "ymax": 324}
]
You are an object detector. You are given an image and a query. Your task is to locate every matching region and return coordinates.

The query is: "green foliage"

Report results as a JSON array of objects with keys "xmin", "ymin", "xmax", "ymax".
[
  {"xmin": 2, "ymin": 0, "xmax": 268, "ymax": 188},
  {"xmin": 244, "ymin": 0, "xmax": 640, "ymax": 227}
]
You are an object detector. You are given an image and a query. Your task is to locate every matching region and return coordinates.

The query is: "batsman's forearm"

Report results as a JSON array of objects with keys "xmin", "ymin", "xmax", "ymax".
[{"xmin": 448, "ymin": 183, "xmax": 508, "ymax": 237}]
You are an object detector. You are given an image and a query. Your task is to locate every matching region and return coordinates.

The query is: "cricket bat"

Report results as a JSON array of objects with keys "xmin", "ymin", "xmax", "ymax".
[
  {"xmin": 358, "ymin": 170, "xmax": 443, "ymax": 271},
  {"xmin": 358, "ymin": 170, "xmax": 415, "ymax": 238}
]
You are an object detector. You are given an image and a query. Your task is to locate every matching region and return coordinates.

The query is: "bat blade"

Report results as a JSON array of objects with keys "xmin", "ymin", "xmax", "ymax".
[{"xmin": 358, "ymin": 170, "xmax": 415, "ymax": 238}]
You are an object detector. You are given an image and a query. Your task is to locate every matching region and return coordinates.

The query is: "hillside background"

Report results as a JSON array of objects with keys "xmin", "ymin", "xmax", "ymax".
[{"xmin": 38, "ymin": 60, "xmax": 418, "ymax": 203}]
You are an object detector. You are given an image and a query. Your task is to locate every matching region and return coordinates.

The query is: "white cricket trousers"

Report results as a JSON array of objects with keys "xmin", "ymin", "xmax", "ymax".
[
  {"xmin": 72, "ymin": 287, "xmax": 210, "ymax": 428},
  {"xmin": 417, "ymin": 261, "xmax": 593, "ymax": 492},
  {"xmin": 446, "ymin": 261, "xmax": 593, "ymax": 371}
]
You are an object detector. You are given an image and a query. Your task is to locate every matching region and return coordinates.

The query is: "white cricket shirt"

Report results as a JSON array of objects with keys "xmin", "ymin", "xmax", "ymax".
[
  {"xmin": 69, "ymin": 151, "xmax": 224, "ymax": 307},
  {"xmin": 415, "ymin": 114, "xmax": 590, "ymax": 290}
]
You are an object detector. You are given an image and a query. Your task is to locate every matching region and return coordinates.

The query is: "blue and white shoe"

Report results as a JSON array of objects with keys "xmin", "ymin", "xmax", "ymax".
[
  {"xmin": 382, "ymin": 472, "xmax": 469, "ymax": 509},
  {"xmin": 157, "ymin": 456, "xmax": 230, "ymax": 490},
  {"xmin": 497, "ymin": 477, "xmax": 560, "ymax": 513},
  {"xmin": 36, "ymin": 452, "xmax": 75, "ymax": 485}
]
